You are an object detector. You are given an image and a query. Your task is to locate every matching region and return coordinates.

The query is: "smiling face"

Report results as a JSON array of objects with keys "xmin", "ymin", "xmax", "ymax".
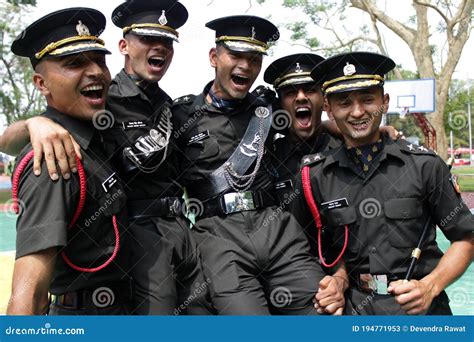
[
  {"xmin": 279, "ymin": 83, "xmax": 323, "ymax": 140},
  {"xmin": 120, "ymin": 33, "xmax": 174, "ymax": 83},
  {"xmin": 209, "ymin": 45, "xmax": 262, "ymax": 100},
  {"xmin": 326, "ymin": 87, "xmax": 389, "ymax": 147},
  {"xmin": 34, "ymin": 51, "xmax": 111, "ymax": 120}
]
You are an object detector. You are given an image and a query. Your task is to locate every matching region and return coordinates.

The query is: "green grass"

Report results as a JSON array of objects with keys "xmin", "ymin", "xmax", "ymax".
[
  {"xmin": 452, "ymin": 166, "xmax": 474, "ymax": 192},
  {"xmin": 0, "ymin": 190, "xmax": 12, "ymax": 204}
]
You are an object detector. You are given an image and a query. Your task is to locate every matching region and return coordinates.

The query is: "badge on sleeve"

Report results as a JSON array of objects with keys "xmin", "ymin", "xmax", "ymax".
[{"xmin": 450, "ymin": 174, "xmax": 461, "ymax": 194}]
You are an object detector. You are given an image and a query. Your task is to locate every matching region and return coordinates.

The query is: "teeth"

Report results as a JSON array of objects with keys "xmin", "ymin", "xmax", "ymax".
[
  {"xmin": 351, "ymin": 120, "xmax": 369, "ymax": 125},
  {"xmin": 150, "ymin": 57, "xmax": 164, "ymax": 61},
  {"xmin": 233, "ymin": 75, "xmax": 249, "ymax": 80},
  {"xmin": 82, "ymin": 84, "xmax": 103, "ymax": 92},
  {"xmin": 296, "ymin": 108, "xmax": 310, "ymax": 112}
]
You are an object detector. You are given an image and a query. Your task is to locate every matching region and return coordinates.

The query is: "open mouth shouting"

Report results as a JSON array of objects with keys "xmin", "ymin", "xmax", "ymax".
[
  {"xmin": 231, "ymin": 73, "xmax": 251, "ymax": 91},
  {"xmin": 294, "ymin": 106, "xmax": 312, "ymax": 128},
  {"xmin": 147, "ymin": 55, "xmax": 168, "ymax": 74},
  {"xmin": 80, "ymin": 83, "xmax": 106, "ymax": 106}
]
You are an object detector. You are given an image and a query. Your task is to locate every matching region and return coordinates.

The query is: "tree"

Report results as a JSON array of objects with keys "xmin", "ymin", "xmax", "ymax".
[
  {"xmin": 266, "ymin": 0, "xmax": 472, "ymax": 158},
  {"xmin": 444, "ymin": 79, "xmax": 473, "ymax": 148},
  {"xmin": 0, "ymin": 0, "xmax": 44, "ymax": 127}
]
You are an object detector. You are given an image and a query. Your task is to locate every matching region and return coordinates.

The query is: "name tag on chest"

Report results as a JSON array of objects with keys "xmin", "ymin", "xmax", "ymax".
[
  {"xmin": 321, "ymin": 198, "xmax": 348, "ymax": 211},
  {"xmin": 187, "ymin": 130, "xmax": 210, "ymax": 145},
  {"xmin": 122, "ymin": 121, "xmax": 147, "ymax": 129}
]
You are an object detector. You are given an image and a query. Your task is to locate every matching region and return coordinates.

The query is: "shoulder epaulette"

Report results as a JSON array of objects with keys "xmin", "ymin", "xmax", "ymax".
[
  {"xmin": 301, "ymin": 152, "xmax": 326, "ymax": 167},
  {"xmin": 172, "ymin": 94, "xmax": 195, "ymax": 106},
  {"xmin": 398, "ymin": 140, "xmax": 437, "ymax": 156}
]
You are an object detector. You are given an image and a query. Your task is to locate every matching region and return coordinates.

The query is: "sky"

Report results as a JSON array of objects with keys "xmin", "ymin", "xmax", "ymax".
[{"xmin": 0, "ymin": 0, "xmax": 472, "ymax": 132}]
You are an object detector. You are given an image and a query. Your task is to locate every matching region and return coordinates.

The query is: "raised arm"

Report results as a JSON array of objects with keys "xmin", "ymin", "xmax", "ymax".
[{"xmin": 0, "ymin": 117, "xmax": 81, "ymax": 180}]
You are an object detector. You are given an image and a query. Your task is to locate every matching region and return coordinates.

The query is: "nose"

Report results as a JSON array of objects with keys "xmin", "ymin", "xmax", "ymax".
[
  {"xmin": 351, "ymin": 100, "xmax": 365, "ymax": 118},
  {"xmin": 295, "ymin": 88, "xmax": 307, "ymax": 102},
  {"xmin": 85, "ymin": 61, "xmax": 104, "ymax": 78}
]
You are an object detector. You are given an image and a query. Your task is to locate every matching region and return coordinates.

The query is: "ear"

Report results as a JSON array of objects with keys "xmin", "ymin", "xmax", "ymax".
[
  {"xmin": 383, "ymin": 93, "xmax": 390, "ymax": 113},
  {"xmin": 323, "ymin": 96, "xmax": 334, "ymax": 120},
  {"xmin": 118, "ymin": 38, "xmax": 128, "ymax": 56},
  {"xmin": 33, "ymin": 72, "xmax": 50, "ymax": 97},
  {"xmin": 209, "ymin": 47, "xmax": 217, "ymax": 68}
]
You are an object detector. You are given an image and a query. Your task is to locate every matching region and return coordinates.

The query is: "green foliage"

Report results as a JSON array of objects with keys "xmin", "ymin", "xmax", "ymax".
[
  {"xmin": 0, "ymin": 0, "xmax": 44, "ymax": 126},
  {"xmin": 7, "ymin": 0, "xmax": 35, "ymax": 5},
  {"xmin": 444, "ymin": 80, "xmax": 474, "ymax": 148}
]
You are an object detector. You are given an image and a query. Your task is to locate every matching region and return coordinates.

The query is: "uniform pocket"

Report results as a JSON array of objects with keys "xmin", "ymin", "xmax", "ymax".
[
  {"xmin": 384, "ymin": 198, "xmax": 423, "ymax": 247},
  {"xmin": 323, "ymin": 206, "xmax": 359, "ymax": 256},
  {"xmin": 187, "ymin": 136, "xmax": 220, "ymax": 161}
]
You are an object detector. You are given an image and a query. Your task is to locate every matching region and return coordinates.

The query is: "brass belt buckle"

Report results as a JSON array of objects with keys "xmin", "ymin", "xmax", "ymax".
[{"xmin": 223, "ymin": 191, "xmax": 255, "ymax": 214}]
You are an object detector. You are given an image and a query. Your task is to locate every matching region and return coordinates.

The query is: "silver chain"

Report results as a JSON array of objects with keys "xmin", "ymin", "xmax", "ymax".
[
  {"xmin": 223, "ymin": 113, "xmax": 265, "ymax": 192},
  {"xmin": 124, "ymin": 106, "xmax": 173, "ymax": 174}
]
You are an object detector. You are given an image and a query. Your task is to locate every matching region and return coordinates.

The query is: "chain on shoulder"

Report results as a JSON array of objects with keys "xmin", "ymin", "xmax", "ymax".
[{"xmin": 223, "ymin": 114, "xmax": 265, "ymax": 192}]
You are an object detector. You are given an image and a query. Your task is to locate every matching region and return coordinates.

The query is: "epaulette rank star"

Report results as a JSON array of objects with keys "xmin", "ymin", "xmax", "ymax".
[
  {"xmin": 172, "ymin": 94, "xmax": 194, "ymax": 106},
  {"xmin": 401, "ymin": 142, "xmax": 436, "ymax": 156},
  {"xmin": 302, "ymin": 153, "xmax": 325, "ymax": 167}
]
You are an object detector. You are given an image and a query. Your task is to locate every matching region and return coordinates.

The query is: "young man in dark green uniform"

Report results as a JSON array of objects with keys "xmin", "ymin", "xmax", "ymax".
[
  {"xmin": 264, "ymin": 53, "xmax": 347, "ymax": 314},
  {"xmin": 7, "ymin": 8, "xmax": 131, "ymax": 315},
  {"xmin": 292, "ymin": 51, "xmax": 474, "ymax": 315},
  {"xmin": 105, "ymin": 0, "xmax": 210, "ymax": 315},
  {"xmin": 2, "ymin": 1, "xmax": 211, "ymax": 315},
  {"xmin": 264, "ymin": 54, "xmax": 342, "ymax": 204},
  {"xmin": 172, "ymin": 16, "xmax": 331, "ymax": 315}
]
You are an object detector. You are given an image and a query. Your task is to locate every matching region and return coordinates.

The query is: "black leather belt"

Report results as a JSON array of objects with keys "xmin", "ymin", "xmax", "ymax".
[
  {"xmin": 128, "ymin": 197, "xmax": 182, "ymax": 219},
  {"xmin": 50, "ymin": 282, "xmax": 132, "ymax": 309},
  {"xmin": 199, "ymin": 190, "xmax": 277, "ymax": 219}
]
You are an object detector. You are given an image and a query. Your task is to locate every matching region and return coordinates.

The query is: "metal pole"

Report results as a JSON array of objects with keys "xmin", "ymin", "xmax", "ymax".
[
  {"xmin": 450, "ymin": 130, "xmax": 454, "ymax": 157},
  {"xmin": 468, "ymin": 76, "xmax": 472, "ymax": 165}
]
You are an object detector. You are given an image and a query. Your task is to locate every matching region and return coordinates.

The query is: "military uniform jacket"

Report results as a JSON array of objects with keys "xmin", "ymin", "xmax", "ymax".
[
  {"xmin": 272, "ymin": 129, "xmax": 341, "ymax": 202},
  {"xmin": 14, "ymin": 107, "xmax": 129, "ymax": 295},
  {"xmin": 172, "ymin": 81, "xmax": 276, "ymax": 200},
  {"xmin": 292, "ymin": 137, "xmax": 473, "ymax": 279},
  {"xmin": 105, "ymin": 69, "xmax": 181, "ymax": 200}
]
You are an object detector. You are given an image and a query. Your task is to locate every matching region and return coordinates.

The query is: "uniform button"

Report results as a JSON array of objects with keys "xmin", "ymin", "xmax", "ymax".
[{"xmin": 370, "ymin": 246, "xmax": 376, "ymax": 253}]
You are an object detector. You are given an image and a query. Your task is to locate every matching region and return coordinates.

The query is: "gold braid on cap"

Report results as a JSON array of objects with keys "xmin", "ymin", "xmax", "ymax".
[
  {"xmin": 274, "ymin": 72, "xmax": 311, "ymax": 88},
  {"xmin": 35, "ymin": 35, "xmax": 105, "ymax": 59},
  {"xmin": 325, "ymin": 79, "xmax": 383, "ymax": 94},
  {"xmin": 322, "ymin": 74, "xmax": 384, "ymax": 91},
  {"xmin": 123, "ymin": 23, "xmax": 178, "ymax": 37},
  {"xmin": 215, "ymin": 35, "xmax": 268, "ymax": 49}
]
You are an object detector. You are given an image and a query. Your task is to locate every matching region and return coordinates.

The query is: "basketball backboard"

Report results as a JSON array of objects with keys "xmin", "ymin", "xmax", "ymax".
[{"xmin": 384, "ymin": 79, "xmax": 435, "ymax": 114}]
